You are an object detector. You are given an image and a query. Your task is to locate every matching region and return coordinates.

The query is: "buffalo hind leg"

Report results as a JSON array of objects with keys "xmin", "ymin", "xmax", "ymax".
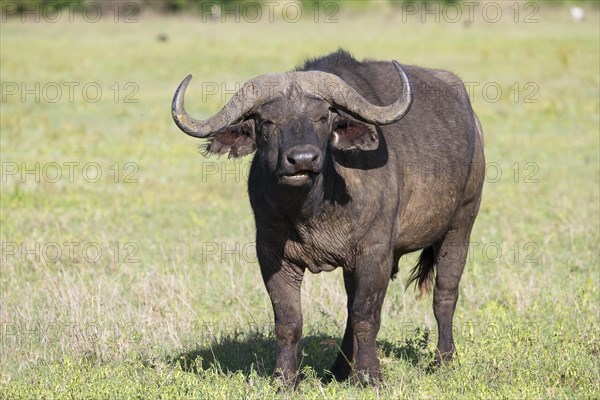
[{"xmin": 433, "ymin": 223, "xmax": 474, "ymax": 365}]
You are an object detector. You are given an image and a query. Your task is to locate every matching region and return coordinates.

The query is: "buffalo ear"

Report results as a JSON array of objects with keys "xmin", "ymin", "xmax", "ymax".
[
  {"xmin": 330, "ymin": 117, "xmax": 379, "ymax": 151},
  {"xmin": 205, "ymin": 120, "xmax": 256, "ymax": 158}
]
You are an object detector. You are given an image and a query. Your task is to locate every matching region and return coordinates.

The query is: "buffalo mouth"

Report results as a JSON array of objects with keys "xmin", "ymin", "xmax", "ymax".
[{"xmin": 279, "ymin": 170, "xmax": 318, "ymax": 186}]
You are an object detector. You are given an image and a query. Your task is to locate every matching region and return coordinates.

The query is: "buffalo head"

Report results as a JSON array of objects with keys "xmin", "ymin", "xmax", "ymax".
[{"xmin": 172, "ymin": 61, "xmax": 412, "ymax": 187}]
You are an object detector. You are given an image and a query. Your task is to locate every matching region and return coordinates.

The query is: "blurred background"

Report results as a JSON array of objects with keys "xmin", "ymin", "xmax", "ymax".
[{"xmin": 1, "ymin": 1, "xmax": 598, "ymax": 398}]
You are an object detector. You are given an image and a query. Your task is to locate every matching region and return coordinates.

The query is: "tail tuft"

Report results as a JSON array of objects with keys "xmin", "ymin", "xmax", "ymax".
[{"xmin": 405, "ymin": 246, "xmax": 436, "ymax": 298}]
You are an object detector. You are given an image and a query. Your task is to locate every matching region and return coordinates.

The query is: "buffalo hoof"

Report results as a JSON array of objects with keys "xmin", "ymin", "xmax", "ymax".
[
  {"xmin": 329, "ymin": 360, "xmax": 351, "ymax": 382},
  {"xmin": 273, "ymin": 370, "xmax": 299, "ymax": 390},
  {"xmin": 434, "ymin": 349, "xmax": 456, "ymax": 366},
  {"xmin": 349, "ymin": 366, "xmax": 383, "ymax": 387}
]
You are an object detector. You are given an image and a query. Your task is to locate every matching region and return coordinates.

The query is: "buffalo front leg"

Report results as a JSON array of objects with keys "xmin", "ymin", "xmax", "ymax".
[
  {"xmin": 339, "ymin": 249, "xmax": 392, "ymax": 385},
  {"xmin": 260, "ymin": 258, "xmax": 304, "ymax": 387}
]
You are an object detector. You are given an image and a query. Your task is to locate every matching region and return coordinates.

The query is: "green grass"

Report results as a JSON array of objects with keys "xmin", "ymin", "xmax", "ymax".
[{"xmin": 1, "ymin": 4, "xmax": 599, "ymax": 399}]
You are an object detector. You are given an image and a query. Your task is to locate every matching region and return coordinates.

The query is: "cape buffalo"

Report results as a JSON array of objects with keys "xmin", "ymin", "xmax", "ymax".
[{"xmin": 172, "ymin": 50, "xmax": 485, "ymax": 386}]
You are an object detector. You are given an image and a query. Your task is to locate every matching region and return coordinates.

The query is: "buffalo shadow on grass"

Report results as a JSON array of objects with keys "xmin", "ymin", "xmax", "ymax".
[{"xmin": 172, "ymin": 327, "xmax": 435, "ymax": 382}]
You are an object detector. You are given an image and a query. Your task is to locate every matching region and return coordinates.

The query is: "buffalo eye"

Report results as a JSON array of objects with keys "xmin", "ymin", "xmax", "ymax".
[
  {"xmin": 259, "ymin": 119, "xmax": 276, "ymax": 135},
  {"xmin": 316, "ymin": 115, "xmax": 329, "ymax": 125},
  {"xmin": 260, "ymin": 119, "xmax": 274, "ymax": 128}
]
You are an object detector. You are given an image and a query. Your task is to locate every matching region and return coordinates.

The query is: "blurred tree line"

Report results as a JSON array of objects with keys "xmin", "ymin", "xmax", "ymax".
[{"xmin": 0, "ymin": 0, "xmax": 591, "ymax": 17}]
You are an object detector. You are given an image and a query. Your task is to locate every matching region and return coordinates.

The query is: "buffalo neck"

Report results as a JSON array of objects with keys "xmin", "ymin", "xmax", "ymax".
[
  {"xmin": 263, "ymin": 171, "xmax": 326, "ymax": 223},
  {"xmin": 248, "ymin": 152, "xmax": 353, "ymax": 238}
]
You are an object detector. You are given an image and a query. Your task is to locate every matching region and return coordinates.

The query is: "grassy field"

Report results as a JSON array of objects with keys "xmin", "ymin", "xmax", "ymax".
[{"xmin": 1, "ymin": 2, "xmax": 599, "ymax": 399}]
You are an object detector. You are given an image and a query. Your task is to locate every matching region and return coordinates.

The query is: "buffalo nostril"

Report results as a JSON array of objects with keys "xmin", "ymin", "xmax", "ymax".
[{"xmin": 286, "ymin": 148, "xmax": 320, "ymax": 167}]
